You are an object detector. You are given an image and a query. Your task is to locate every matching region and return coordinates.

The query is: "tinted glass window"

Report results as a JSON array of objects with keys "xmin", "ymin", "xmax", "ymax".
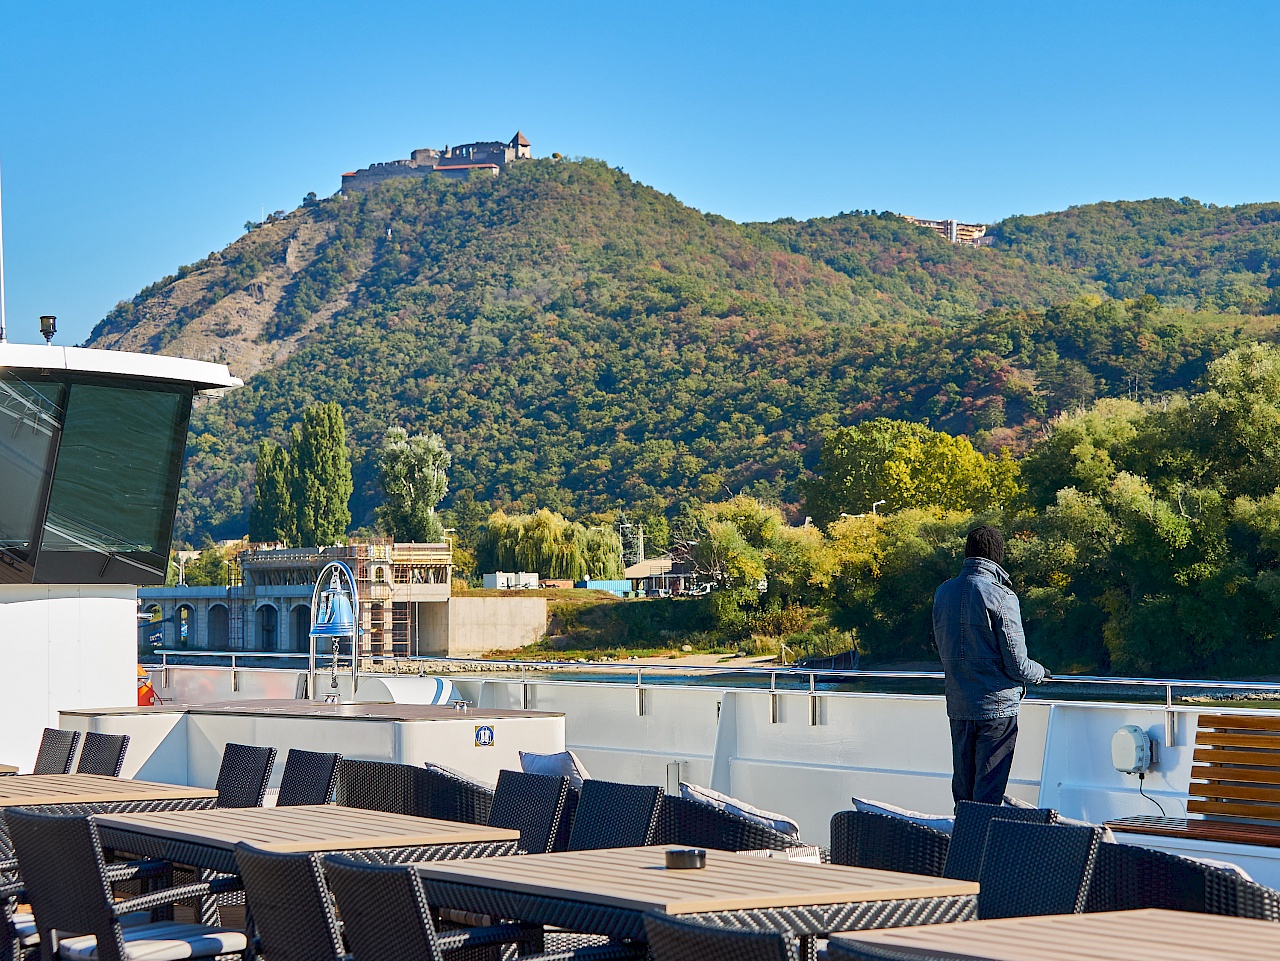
[
  {"xmin": 40, "ymin": 381, "xmax": 191, "ymax": 580},
  {"xmin": 0, "ymin": 376, "xmax": 64, "ymax": 557}
]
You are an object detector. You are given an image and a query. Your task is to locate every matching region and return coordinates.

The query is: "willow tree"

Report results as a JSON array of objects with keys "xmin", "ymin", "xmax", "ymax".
[{"xmin": 476, "ymin": 508, "xmax": 623, "ymax": 580}]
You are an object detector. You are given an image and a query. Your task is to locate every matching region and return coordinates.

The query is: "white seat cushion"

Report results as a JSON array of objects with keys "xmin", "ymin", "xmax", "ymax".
[
  {"xmin": 58, "ymin": 922, "xmax": 247, "ymax": 961},
  {"xmin": 518, "ymin": 750, "xmax": 590, "ymax": 789},
  {"xmin": 852, "ymin": 797, "xmax": 954, "ymax": 835},
  {"xmin": 12, "ymin": 911, "xmax": 38, "ymax": 947},
  {"xmin": 682, "ymin": 782, "xmax": 801, "ymax": 838}
]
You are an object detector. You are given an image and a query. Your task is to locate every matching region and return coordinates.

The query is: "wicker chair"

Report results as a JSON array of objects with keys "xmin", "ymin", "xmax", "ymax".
[
  {"xmin": 942, "ymin": 800, "xmax": 1057, "ymax": 882},
  {"xmin": 567, "ymin": 781, "xmax": 662, "ymax": 851},
  {"xmin": 417, "ymin": 766, "xmax": 494, "ymax": 824},
  {"xmin": 32, "ymin": 729, "xmax": 80, "ymax": 776},
  {"xmin": 7, "ymin": 808, "xmax": 246, "ymax": 961},
  {"xmin": 977, "ymin": 819, "xmax": 1101, "ymax": 920},
  {"xmin": 74, "ymin": 733, "xmax": 129, "ymax": 777},
  {"xmin": 1084, "ymin": 841, "xmax": 1280, "ymax": 920},
  {"xmin": 829, "ymin": 810, "xmax": 950, "ymax": 877},
  {"xmin": 488, "ymin": 770, "xmax": 571, "ymax": 854},
  {"xmin": 324, "ymin": 854, "xmax": 643, "ymax": 961},
  {"xmin": 275, "ymin": 750, "xmax": 341, "ymax": 807},
  {"xmin": 334, "ymin": 758, "xmax": 417, "ymax": 815},
  {"xmin": 827, "ymin": 937, "xmax": 951, "ymax": 961},
  {"xmin": 643, "ymin": 911, "xmax": 799, "ymax": 961},
  {"xmin": 233, "ymin": 845, "xmax": 345, "ymax": 961},
  {"xmin": 214, "ymin": 743, "xmax": 277, "ymax": 808},
  {"xmin": 654, "ymin": 796, "xmax": 795, "ymax": 853},
  {"xmin": 553, "ymin": 786, "xmax": 580, "ymax": 852}
]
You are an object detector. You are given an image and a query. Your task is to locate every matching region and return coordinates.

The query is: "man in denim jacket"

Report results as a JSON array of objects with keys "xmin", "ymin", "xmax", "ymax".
[{"xmin": 933, "ymin": 525, "xmax": 1048, "ymax": 806}]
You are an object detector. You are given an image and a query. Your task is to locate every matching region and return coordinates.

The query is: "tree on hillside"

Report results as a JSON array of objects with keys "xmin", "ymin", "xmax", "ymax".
[
  {"xmin": 291, "ymin": 403, "xmax": 353, "ymax": 546},
  {"xmin": 376, "ymin": 427, "xmax": 450, "ymax": 542},
  {"xmin": 249, "ymin": 440, "xmax": 295, "ymax": 545},
  {"xmin": 802, "ymin": 418, "xmax": 1021, "ymax": 525}
]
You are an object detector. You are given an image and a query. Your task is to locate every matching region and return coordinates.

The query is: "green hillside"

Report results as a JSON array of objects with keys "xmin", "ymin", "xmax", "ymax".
[{"xmin": 84, "ymin": 160, "xmax": 1280, "ymax": 542}]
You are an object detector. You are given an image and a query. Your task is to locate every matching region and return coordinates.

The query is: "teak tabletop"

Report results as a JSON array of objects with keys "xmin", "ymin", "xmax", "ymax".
[
  {"xmin": 0, "ymin": 774, "xmax": 215, "ymax": 807},
  {"xmin": 831, "ymin": 908, "xmax": 1278, "ymax": 961},
  {"xmin": 0, "ymin": 766, "xmax": 19, "ymax": 775},
  {"xmin": 414, "ymin": 846, "xmax": 979, "ymax": 915},
  {"xmin": 92, "ymin": 804, "xmax": 520, "ymax": 854}
]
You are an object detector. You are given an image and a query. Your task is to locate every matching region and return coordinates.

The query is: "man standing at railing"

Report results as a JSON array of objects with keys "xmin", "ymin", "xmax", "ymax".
[{"xmin": 933, "ymin": 525, "xmax": 1049, "ymax": 807}]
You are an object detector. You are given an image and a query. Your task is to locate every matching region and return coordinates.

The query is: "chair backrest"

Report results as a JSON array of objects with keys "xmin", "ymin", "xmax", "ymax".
[
  {"xmin": 643, "ymin": 911, "xmax": 799, "ymax": 961},
  {"xmin": 75, "ymin": 732, "xmax": 130, "ymax": 777},
  {"xmin": 943, "ymin": 800, "xmax": 1057, "ymax": 881},
  {"xmin": 553, "ymin": 785, "xmax": 579, "ymax": 851},
  {"xmin": 415, "ymin": 766, "xmax": 494, "ymax": 824},
  {"xmin": 489, "ymin": 770, "xmax": 570, "ymax": 854},
  {"xmin": 334, "ymin": 758, "xmax": 417, "ymax": 815},
  {"xmin": 829, "ymin": 810, "xmax": 950, "ymax": 877},
  {"xmin": 323, "ymin": 855, "xmax": 443, "ymax": 961},
  {"xmin": 655, "ymin": 795, "xmax": 793, "ymax": 852},
  {"xmin": 6, "ymin": 809, "xmax": 125, "ymax": 961},
  {"xmin": 567, "ymin": 780, "xmax": 662, "ymax": 851},
  {"xmin": 215, "ymin": 743, "xmax": 277, "ymax": 808},
  {"xmin": 234, "ymin": 844, "xmax": 345, "ymax": 961},
  {"xmin": 276, "ymin": 750, "xmax": 341, "ymax": 807},
  {"xmin": 32, "ymin": 729, "xmax": 80, "ymax": 776},
  {"xmin": 977, "ymin": 820, "xmax": 1101, "ymax": 920},
  {"xmin": 1084, "ymin": 841, "xmax": 1280, "ymax": 919}
]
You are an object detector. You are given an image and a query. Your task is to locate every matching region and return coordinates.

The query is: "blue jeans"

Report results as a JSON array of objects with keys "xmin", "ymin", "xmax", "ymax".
[{"xmin": 950, "ymin": 716, "xmax": 1018, "ymax": 806}]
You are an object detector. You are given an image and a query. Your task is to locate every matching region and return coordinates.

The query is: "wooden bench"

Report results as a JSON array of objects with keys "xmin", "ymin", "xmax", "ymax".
[{"xmin": 1109, "ymin": 713, "xmax": 1280, "ymax": 846}]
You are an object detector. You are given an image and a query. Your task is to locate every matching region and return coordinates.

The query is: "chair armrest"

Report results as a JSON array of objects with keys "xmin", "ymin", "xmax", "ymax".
[
  {"xmin": 534, "ymin": 944, "xmax": 648, "ymax": 961},
  {"xmin": 104, "ymin": 860, "xmax": 170, "ymax": 883},
  {"xmin": 438, "ymin": 922, "xmax": 542, "ymax": 953},
  {"xmin": 113, "ymin": 874, "xmax": 243, "ymax": 915}
]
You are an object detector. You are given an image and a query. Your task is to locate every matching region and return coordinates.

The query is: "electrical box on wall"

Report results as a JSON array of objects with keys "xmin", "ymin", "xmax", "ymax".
[{"xmin": 1112, "ymin": 725, "xmax": 1156, "ymax": 774}]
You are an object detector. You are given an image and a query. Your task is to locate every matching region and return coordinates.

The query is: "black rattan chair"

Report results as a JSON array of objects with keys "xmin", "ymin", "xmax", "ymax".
[
  {"xmin": 74, "ymin": 733, "xmax": 129, "ymax": 777},
  {"xmin": 7, "ymin": 808, "xmax": 246, "ymax": 961},
  {"xmin": 233, "ymin": 845, "xmax": 345, "ymax": 961},
  {"xmin": 32, "ymin": 730, "xmax": 80, "ymax": 776},
  {"xmin": 827, "ymin": 937, "xmax": 943, "ymax": 961},
  {"xmin": 215, "ymin": 743, "xmax": 276, "ymax": 808},
  {"xmin": 553, "ymin": 786, "xmax": 580, "ymax": 852},
  {"xmin": 829, "ymin": 810, "xmax": 950, "ymax": 877},
  {"xmin": 489, "ymin": 770, "xmax": 571, "ymax": 854},
  {"xmin": 643, "ymin": 911, "xmax": 799, "ymax": 961},
  {"xmin": 977, "ymin": 819, "xmax": 1101, "ymax": 919},
  {"xmin": 276, "ymin": 750, "xmax": 341, "ymax": 807},
  {"xmin": 942, "ymin": 800, "xmax": 1057, "ymax": 882},
  {"xmin": 1084, "ymin": 841, "xmax": 1280, "ymax": 920},
  {"xmin": 655, "ymin": 795, "xmax": 795, "ymax": 853},
  {"xmin": 567, "ymin": 780, "xmax": 662, "ymax": 851},
  {"xmin": 417, "ymin": 765, "xmax": 494, "ymax": 824},
  {"xmin": 325, "ymin": 854, "xmax": 640, "ymax": 961},
  {"xmin": 334, "ymin": 758, "xmax": 416, "ymax": 815}
]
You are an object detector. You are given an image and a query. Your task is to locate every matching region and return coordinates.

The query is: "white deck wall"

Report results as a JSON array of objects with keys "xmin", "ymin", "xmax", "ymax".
[{"xmin": 0, "ymin": 585, "xmax": 137, "ymax": 771}]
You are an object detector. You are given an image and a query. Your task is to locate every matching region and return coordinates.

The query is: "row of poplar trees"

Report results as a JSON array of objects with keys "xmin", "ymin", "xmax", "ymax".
[{"xmin": 248, "ymin": 403, "xmax": 353, "ymax": 546}]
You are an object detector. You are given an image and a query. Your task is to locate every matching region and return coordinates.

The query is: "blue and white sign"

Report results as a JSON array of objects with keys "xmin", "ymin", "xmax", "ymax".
[{"xmin": 474, "ymin": 725, "xmax": 495, "ymax": 747}]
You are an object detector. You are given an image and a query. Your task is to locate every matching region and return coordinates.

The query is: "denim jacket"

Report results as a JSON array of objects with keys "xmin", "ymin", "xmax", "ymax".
[{"xmin": 932, "ymin": 556, "xmax": 1046, "ymax": 720}]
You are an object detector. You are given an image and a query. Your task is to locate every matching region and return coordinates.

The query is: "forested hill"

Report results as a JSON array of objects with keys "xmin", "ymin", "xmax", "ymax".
[{"xmin": 84, "ymin": 159, "xmax": 1280, "ymax": 542}]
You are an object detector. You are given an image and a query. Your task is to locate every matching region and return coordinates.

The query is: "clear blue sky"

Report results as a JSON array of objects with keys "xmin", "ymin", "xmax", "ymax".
[{"xmin": 1, "ymin": 0, "xmax": 1278, "ymax": 345}]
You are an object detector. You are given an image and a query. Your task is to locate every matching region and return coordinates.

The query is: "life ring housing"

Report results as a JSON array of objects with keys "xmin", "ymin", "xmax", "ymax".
[{"xmin": 137, "ymin": 666, "xmax": 156, "ymax": 707}]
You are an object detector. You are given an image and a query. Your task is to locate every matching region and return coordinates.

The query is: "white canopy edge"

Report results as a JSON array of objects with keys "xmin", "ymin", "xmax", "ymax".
[{"xmin": 0, "ymin": 343, "xmax": 242, "ymax": 395}]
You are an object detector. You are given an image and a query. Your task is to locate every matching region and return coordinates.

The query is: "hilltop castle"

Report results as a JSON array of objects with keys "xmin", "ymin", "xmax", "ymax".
[{"xmin": 341, "ymin": 132, "xmax": 531, "ymax": 193}]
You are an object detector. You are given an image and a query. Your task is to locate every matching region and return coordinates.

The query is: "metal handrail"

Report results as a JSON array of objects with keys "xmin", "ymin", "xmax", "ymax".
[{"xmin": 149, "ymin": 649, "xmax": 1280, "ymax": 691}]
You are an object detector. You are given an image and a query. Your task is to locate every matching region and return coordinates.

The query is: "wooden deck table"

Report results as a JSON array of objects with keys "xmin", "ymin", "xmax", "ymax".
[
  {"xmin": 94, "ymin": 804, "xmax": 521, "ymax": 875},
  {"xmin": 415, "ymin": 845, "xmax": 978, "ymax": 948},
  {"xmin": 0, "ymin": 765, "xmax": 19, "ymax": 775},
  {"xmin": 829, "ymin": 908, "xmax": 1278, "ymax": 961},
  {"xmin": 0, "ymin": 774, "xmax": 216, "ymax": 853}
]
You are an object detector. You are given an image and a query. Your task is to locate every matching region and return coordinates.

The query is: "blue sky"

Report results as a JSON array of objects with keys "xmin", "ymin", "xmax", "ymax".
[{"xmin": 1, "ymin": 0, "xmax": 1278, "ymax": 345}]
